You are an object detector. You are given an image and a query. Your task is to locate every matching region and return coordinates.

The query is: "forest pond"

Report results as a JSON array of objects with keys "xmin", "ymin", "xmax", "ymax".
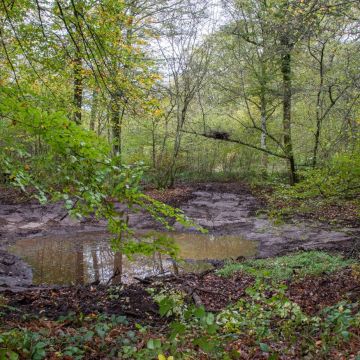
[{"xmin": 8, "ymin": 232, "xmax": 258, "ymax": 285}]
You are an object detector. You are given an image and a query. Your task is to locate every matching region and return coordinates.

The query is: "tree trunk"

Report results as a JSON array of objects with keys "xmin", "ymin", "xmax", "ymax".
[
  {"xmin": 260, "ymin": 89, "xmax": 268, "ymax": 175},
  {"xmin": 89, "ymin": 88, "xmax": 99, "ymax": 131},
  {"xmin": 313, "ymin": 116, "xmax": 321, "ymax": 168},
  {"xmin": 111, "ymin": 100, "xmax": 122, "ymax": 157},
  {"xmin": 312, "ymin": 44, "xmax": 325, "ymax": 168},
  {"xmin": 73, "ymin": 54, "xmax": 83, "ymax": 125},
  {"xmin": 112, "ymin": 252, "xmax": 122, "ymax": 285},
  {"xmin": 75, "ymin": 243, "xmax": 84, "ymax": 285},
  {"xmin": 151, "ymin": 120, "xmax": 157, "ymax": 168},
  {"xmin": 91, "ymin": 249, "xmax": 100, "ymax": 283},
  {"xmin": 167, "ymin": 103, "xmax": 187, "ymax": 187},
  {"xmin": 281, "ymin": 36, "xmax": 297, "ymax": 185}
]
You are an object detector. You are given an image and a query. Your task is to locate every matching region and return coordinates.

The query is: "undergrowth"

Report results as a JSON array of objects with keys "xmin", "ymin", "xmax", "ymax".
[
  {"xmin": 218, "ymin": 251, "xmax": 355, "ymax": 280},
  {"xmin": 1, "ymin": 252, "xmax": 359, "ymax": 359},
  {"xmin": 263, "ymin": 151, "xmax": 360, "ymax": 225}
]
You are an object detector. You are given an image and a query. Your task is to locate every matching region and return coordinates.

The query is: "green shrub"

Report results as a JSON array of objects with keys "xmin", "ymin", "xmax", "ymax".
[
  {"xmin": 276, "ymin": 151, "xmax": 360, "ymax": 201},
  {"xmin": 218, "ymin": 251, "xmax": 354, "ymax": 280}
]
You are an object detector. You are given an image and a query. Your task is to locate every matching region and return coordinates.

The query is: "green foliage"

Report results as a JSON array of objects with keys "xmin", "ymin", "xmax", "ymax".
[
  {"xmin": 217, "ymin": 280, "xmax": 360, "ymax": 358},
  {"xmin": 0, "ymin": 329, "xmax": 47, "ymax": 360},
  {"xmin": 1, "ymin": 272, "xmax": 359, "ymax": 359},
  {"xmin": 218, "ymin": 251, "xmax": 354, "ymax": 280},
  {"xmin": 320, "ymin": 302, "xmax": 360, "ymax": 347},
  {"xmin": 218, "ymin": 281, "xmax": 314, "ymax": 342},
  {"xmin": 0, "ymin": 314, "xmax": 132, "ymax": 360},
  {"xmin": 276, "ymin": 151, "xmax": 360, "ymax": 201},
  {"xmin": 147, "ymin": 289, "xmax": 223, "ymax": 358},
  {"xmin": 150, "ymin": 288, "xmax": 187, "ymax": 318},
  {"xmin": 0, "ymin": 87, "xmax": 201, "ymax": 259}
]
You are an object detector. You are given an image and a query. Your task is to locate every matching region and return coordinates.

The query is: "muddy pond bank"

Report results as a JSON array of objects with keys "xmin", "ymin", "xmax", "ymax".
[{"xmin": 0, "ymin": 183, "xmax": 359, "ymax": 290}]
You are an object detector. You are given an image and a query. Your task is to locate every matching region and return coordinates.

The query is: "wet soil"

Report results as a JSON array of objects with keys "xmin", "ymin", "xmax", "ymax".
[
  {"xmin": 287, "ymin": 267, "xmax": 360, "ymax": 315},
  {"xmin": 155, "ymin": 271, "xmax": 255, "ymax": 312},
  {"xmin": 1, "ymin": 262, "xmax": 359, "ymax": 360},
  {"xmin": 1, "ymin": 283, "xmax": 161, "ymax": 323},
  {"xmin": 253, "ymin": 184, "xmax": 360, "ymax": 228},
  {"xmin": 0, "ymin": 182, "xmax": 359, "ymax": 290},
  {"xmin": 1, "ymin": 267, "xmax": 359, "ymax": 322},
  {"xmin": 0, "ymin": 250, "xmax": 32, "ymax": 289}
]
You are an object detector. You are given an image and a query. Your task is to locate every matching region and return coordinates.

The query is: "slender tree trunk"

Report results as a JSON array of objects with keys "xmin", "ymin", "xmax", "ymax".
[
  {"xmin": 281, "ymin": 36, "xmax": 297, "ymax": 185},
  {"xmin": 151, "ymin": 120, "xmax": 157, "ymax": 168},
  {"xmin": 75, "ymin": 243, "xmax": 84, "ymax": 285},
  {"xmin": 111, "ymin": 100, "xmax": 122, "ymax": 157},
  {"xmin": 260, "ymin": 89, "xmax": 268, "ymax": 175},
  {"xmin": 168, "ymin": 103, "xmax": 187, "ymax": 187},
  {"xmin": 73, "ymin": 53, "xmax": 83, "ymax": 125},
  {"xmin": 111, "ymin": 17, "xmax": 132, "ymax": 160},
  {"xmin": 112, "ymin": 252, "xmax": 122, "ymax": 284},
  {"xmin": 313, "ymin": 108, "xmax": 322, "ymax": 168},
  {"xmin": 312, "ymin": 45, "xmax": 325, "ymax": 168},
  {"xmin": 91, "ymin": 249, "xmax": 100, "ymax": 283},
  {"xmin": 89, "ymin": 88, "xmax": 99, "ymax": 131}
]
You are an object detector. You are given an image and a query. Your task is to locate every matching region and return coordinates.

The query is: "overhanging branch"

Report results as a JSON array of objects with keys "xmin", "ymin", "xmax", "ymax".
[{"xmin": 181, "ymin": 130, "xmax": 288, "ymax": 159}]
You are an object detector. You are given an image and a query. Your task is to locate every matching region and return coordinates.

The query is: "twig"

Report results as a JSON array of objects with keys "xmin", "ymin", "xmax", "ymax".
[
  {"xmin": 106, "ymin": 268, "xmax": 121, "ymax": 285},
  {"xmin": 192, "ymin": 292, "xmax": 203, "ymax": 307}
]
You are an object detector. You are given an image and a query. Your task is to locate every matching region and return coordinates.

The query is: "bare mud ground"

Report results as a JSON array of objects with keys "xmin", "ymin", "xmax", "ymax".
[{"xmin": 0, "ymin": 182, "xmax": 359, "ymax": 290}]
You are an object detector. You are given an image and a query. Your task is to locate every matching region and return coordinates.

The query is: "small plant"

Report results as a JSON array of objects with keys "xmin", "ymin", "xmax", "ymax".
[
  {"xmin": 319, "ymin": 301, "xmax": 360, "ymax": 349},
  {"xmin": 146, "ymin": 288, "xmax": 224, "ymax": 358},
  {"xmin": 0, "ymin": 329, "xmax": 48, "ymax": 360},
  {"xmin": 217, "ymin": 280, "xmax": 312, "ymax": 344},
  {"xmin": 151, "ymin": 288, "xmax": 187, "ymax": 318},
  {"xmin": 218, "ymin": 251, "xmax": 354, "ymax": 281},
  {"xmin": 107, "ymin": 285, "xmax": 124, "ymax": 300},
  {"xmin": 217, "ymin": 280, "xmax": 360, "ymax": 358}
]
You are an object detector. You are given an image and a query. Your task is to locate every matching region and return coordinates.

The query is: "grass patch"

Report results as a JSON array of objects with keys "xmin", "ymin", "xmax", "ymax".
[{"xmin": 218, "ymin": 251, "xmax": 355, "ymax": 281}]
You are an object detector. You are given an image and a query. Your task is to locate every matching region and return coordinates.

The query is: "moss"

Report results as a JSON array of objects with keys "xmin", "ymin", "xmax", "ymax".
[{"xmin": 218, "ymin": 251, "xmax": 355, "ymax": 281}]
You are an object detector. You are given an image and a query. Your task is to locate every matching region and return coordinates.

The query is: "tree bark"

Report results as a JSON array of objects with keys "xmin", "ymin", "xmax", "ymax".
[
  {"xmin": 89, "ymin": 88, "xmax": 99, "ymax": 131},
  {"xmin": 91, "ymin": 249, "xmax": 100, "ymax": 283},
  {"xmin": 260, "ymin": 88, "xmax": 268, "ymax": 175},
  {"xmin": 73, "ymin": 53, "xmax": 83, "ymax": 125},
  {"xmin": 312, "ymin": 42, "xmax": 325, "ymax": 168},
  {"xmin": 280, "ymin": 36, "xmax": 297, "ymax": 185},
  {"xmin": 167, "ymin": 101, "xmax": 188, "ymax": 187},
  {"xmin": 75, "ymin": 243, "xmax": 84, "ymax": 285},
  {"xmin": 111, "ymin": 99, "xmax": 122, "ymax": 157},
  {"xmin": 112, "ymin": 252, "xmax": 122, "ymax": 285}
]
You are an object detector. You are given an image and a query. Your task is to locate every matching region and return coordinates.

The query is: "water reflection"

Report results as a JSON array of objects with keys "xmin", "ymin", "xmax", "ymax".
[{"xmin": 9, "ymin": 232, "xmax": 258, "ymax": 285}]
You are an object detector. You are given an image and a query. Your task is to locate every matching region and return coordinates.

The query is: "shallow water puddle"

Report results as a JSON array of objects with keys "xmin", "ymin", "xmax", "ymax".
[{"xmin": 8, "ymin": 232, "xmax": 258, "ymax": 285}]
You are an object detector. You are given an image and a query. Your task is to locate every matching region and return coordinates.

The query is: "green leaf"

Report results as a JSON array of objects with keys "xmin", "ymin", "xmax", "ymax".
[
  {"xmin": 158, "ymin": 298, "xmax": 174, "ymax": 317},
  {"xmin": 259, "ymin": 343, "xmax": 270, "ymax": 352},
  {"xmin": 147, "ymin": 339, "xmax": 161, "ymax": 350},
  {"xmin": 169, "ymin": 322, "xmax": 186, "ymax": 340},
  {"xmin": 206, "ymin": 313, "xmax": 215, "ymax": 325},
  {"xmin": 0, "ymin": 349, "xmax": 19, "ymax": 360},
  {"xmin": 206, "ymin": 324, "xmax": 218, "ymax": 335},
  {"xmin": 84, "ymin": 331, "xmax": 94, "ymax": 341},
  {"xmin": 193, "ymin": 336, "xmax": 215, "ymax": 353},
  {"xmin": 194, "ymin": 306, "xmax": 206, "ymax": 319}
]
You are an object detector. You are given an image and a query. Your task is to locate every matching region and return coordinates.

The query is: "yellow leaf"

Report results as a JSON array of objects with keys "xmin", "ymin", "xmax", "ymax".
[{"xmin": 158, "ymin": 355, "xmax": 166, "ymax": 360}]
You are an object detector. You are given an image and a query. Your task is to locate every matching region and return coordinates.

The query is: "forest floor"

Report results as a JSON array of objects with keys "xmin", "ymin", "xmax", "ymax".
[
  {"xmin": 0, "ymin": 255, "xmax": 359, "ymax": 359},
  {"xmin": 0, "ymin": 182, "xmax": 359, "ymax": 358},
  {"xmin": 0, "ymin": 181, "xmax": 359, "ymax": 291}
]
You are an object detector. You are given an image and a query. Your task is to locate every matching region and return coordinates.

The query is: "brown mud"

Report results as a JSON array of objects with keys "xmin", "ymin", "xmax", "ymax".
[
  {"xmin": 1, "ymin": 267, "xmax": 359, "ymax": 323},
  {"xmin": 0, "ymin": 182, "xmax": 359, "ymax": 291}
]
